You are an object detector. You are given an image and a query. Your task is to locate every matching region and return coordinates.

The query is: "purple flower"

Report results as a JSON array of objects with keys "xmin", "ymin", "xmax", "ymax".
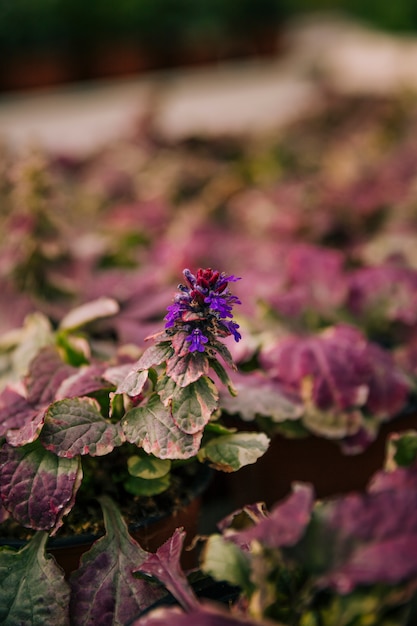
[
  {"xmin": 222, "ymin": 320, "xmax": 242, "ymax": 342},
  {"xmin": 165, "ymin": 268, "xmax": 242, "ymax": 353},
  {"xmin": 186, "ymin": 329, "xmax": 209, "ymax": 352}
]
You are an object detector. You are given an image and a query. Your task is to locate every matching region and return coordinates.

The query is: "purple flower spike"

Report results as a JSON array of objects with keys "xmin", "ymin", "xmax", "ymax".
[
  {"xmin": 165, "ymin": 268, "xmax": 242, "ymax": 354},
  {"xmin": 186, "ymin": 329, "xmax": 209, "ymax": 352}
]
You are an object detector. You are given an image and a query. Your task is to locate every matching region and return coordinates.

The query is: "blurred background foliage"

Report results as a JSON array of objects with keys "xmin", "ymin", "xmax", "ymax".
[{"xmin": 1, "ymin": 0, "xmax": 417, "ymax": 90}]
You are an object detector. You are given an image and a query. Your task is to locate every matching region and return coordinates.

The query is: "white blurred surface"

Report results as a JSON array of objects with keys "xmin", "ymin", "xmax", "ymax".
[{"xmin": 2, "ymin": 14, "xmax": 417, "ymax": 154}]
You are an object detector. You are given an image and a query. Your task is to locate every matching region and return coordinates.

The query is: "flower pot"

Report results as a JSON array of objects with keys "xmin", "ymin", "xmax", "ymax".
[
  {"xmin": 217, "ymin": 409, "xmax": 417, "ymax": 511},
  {"xmin": 0, "ymin": 463, "xmax": 212, "ymax": 577},
  {"xmin": 128, "ymin": 575, "xmax": 240, "ymax": 625}
]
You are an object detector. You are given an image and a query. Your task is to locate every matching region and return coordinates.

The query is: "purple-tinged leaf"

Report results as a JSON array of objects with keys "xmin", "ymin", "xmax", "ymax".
[
  {"xmin": 229, "ymin": 484, "xmax": 314, "ymax": 550},
  {"xmin": 56, "ymin": 363, "xmax": 114, "ymax": 400},
  {"xmin": 123, "ymin": 394, "xmax": 203, "ymax": 459},
  {"xmin": 25, "ymin": 346, "xmax": 76, "ymax": 405},
  {"xmin": 166, "ymin": 350, "xmax": 210, "ymax": 387},
  {"xmin": 0, "ymin": 532, "xmax": 70, "ymax": 626},
  {"xmin": 170, "ymin": 376, "xmax": 219, "ymax": 435},
  {"xmin": 259, "ymin": 324, "xmax": 411, "ymax": 444},
  {"xmin": 268, "ymin": 243, "xmax": 348, "ymax": 321},
  {"xmin": 364, "ymin": 342, "xmax": 411, "ymax": 420},
  {"xmin": 0, "ymin": 386, "xmax": 38, "ymax": 440},
  {"xmin": 115, "ymin": 368, "xmax": 149, "ymax": 397},
  {"xmin": 260, "ymin": 325, "xmax": 371, "ymax": 412},
  {"xmin": 135, "ymin": 528, "xmax": 198, "ymax": 612},
  {"xmin": 0, "ymin": 441, "xmax": 81, "ymax": 531},
  {"xmin": 5, "ymin": 408, "xmax": 46, "ymax": 447},
  {"xmin": 131, "ymin": 604, "xmax": 265, "ymax": 626},
  {"xmin": 368, "ymin": 460, "xmax": 417, "ymax": 494},
  {"xmin": 313, "ymin": 478, "xmax": 417, "ymax": 593},
  {"xmin": 135, "ymin": 342, "xmax": 174, "ymax": 370},
  {"xmin": 171, "ymin": 331, "xmax": 192, "ymax": 357},
  {"xmin": 41, "ymin": 397, "xmax": 125, "ymax": 457},
  {"xmin": 220, "ymin": 371, "xmax": 303, "ymax": 423},
  {"xmin": 104, "ymin": 362, "xmax": 138, "ymax": 387},
  {"xmin": 320, "ymin": 535, "xmax": 417, "ymax": 592},
  {"xmin": 69, "ymin": 495, "xmax": 164, "ymax": 626},
  {"xmin": 347, "ymin": 263, "xmax": 417, "ymax": 326}
]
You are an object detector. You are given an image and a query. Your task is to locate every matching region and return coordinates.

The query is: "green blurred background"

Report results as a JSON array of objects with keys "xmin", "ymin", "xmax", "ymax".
[{"xmin": 1, "ymin": 0, "xmax": 417, "ymax": 91}]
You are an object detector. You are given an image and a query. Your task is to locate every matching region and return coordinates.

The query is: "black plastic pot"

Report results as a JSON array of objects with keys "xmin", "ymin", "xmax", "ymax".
[
  {"xmin": 0, "ymin": 463, "xmax": 212, "ymax": 576},
  {"xmin": 127, "ymin": 574, "xmax": 241, "ymax": 625}
]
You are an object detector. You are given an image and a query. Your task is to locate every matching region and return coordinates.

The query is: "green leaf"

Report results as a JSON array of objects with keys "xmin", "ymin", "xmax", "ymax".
[
  {"xmin": 302, "ymin": 405, "xmax": 367, "ymax": 440},
  {"xmin": 124, "ymin": 473, "xmax": 171, "ymax": 496},
  {"xmin": 127, "ymin": 453, "xmax": 171, "ymax": 479},
  {"xmin": 386, "ymin": 430, "xmax": 417, "ymax": 470},
  {"xmin": 69, "ymin": 495, "xmax": 163, "ymax": 625},
  {"xmin": 202, "ymin": 534, "xmax": 252, "ymax": 592},
  {"xmin": 199, "ymin": 432, "xmax": 270, "ymax": 472},
  {"xmin": 41, "ymin": 397, "xmax": 125, "ymax": 457},
  {"xmin": 208, "ymin": 357, "xmax": 237, "ymax": 396},
  {"xmin": 170, "ymin": 376, "xmax": 219, "ymax": 434},
  {"xmin": 0, "ymin": 312, "xmax": 54, "ymax": 388},
  {"xmin": 0, "ymin": 532, "xmax": 70, "ymax": 626},
  {"xmin": 123, "ymin": 394, "xmax": 203, "ymax": 459}
]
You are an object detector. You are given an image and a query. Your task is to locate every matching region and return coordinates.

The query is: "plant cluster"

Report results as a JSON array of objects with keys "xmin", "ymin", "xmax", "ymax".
[
  {"xmin": 131, "ymin": 429, "xmax": 417, "ymax": 626},
  {"xmin": 0, "ymin": 268, "xmax": 268, "ymax": 624},
  {"xmin": 2, "ymin": 88, "xmax": 417, "ymax": 624}
]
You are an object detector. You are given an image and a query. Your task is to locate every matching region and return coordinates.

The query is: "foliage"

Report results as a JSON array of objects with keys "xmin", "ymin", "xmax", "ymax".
[
  {"xmin": 132, "ymin": 430, "xmax": 417, "ymax": 626},
  {"xmin": 0, "ymin": 269, "xmax": 268, "ymax": 624}
]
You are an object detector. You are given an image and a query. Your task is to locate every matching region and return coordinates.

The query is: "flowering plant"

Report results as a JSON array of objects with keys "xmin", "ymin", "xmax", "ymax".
[{"xmin": 0, "ymin": 268, "xmax": 269, "ymax": 625}]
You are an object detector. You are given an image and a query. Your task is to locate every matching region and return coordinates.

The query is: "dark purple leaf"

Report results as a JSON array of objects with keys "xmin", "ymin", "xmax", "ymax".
[
  {"xmin": 135, "ymin": 528, "xmax": 198, "ymax": 611},
  {"xmin": 131, "ymin": 604, "xmax": 264, "ymax": 626},
  {"xmin": 229, "ymin": 484, "xmax": 314, "ymax": 550},
  {"xmin": 123, "ymin": 394, "xmax": 203, "ymax": 459},
  {"xmin": 311, "ymin": 470, "xmax": 417, "ymax": 593},
  {"xmin": 364, "ymin": 342, "xmax": 411, "ymax": 419},
  {"xmin": 5, "ymin": 408, "xmax": 46, "ymax": 447},
  {"xmin": 41, "ymin": 397, "xmax": 125, "ymax": 457},
  {"xmin": 56, "ymin": 364, "xmax": 114, "ymax": 400},
  {"xmin": 25, "ymin": 346, "xmax": 76, "ymax": 405},
  {"xmin": 69, "ymin": 495, "xmax": 164, "ymax": 626},
  {"xmin": 0, "ymin": 386, "xmax": 39, "ymax": 440},
  {"xmin": 0, "ymin": 441, "xmax": 81, "ymax": 530},
  {"xmin": 0, "ymin": 531, "xmax": 70, "ymax": 625}
]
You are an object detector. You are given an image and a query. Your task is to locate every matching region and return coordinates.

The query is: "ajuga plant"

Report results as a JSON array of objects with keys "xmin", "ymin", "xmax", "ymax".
[
  {"xmin": 0, "ymin": 268, "xmax": 269, "ymax": 625},
  {"xmin": 130, "ymin": 429, "xmax": 417, "ymax": 626}
]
